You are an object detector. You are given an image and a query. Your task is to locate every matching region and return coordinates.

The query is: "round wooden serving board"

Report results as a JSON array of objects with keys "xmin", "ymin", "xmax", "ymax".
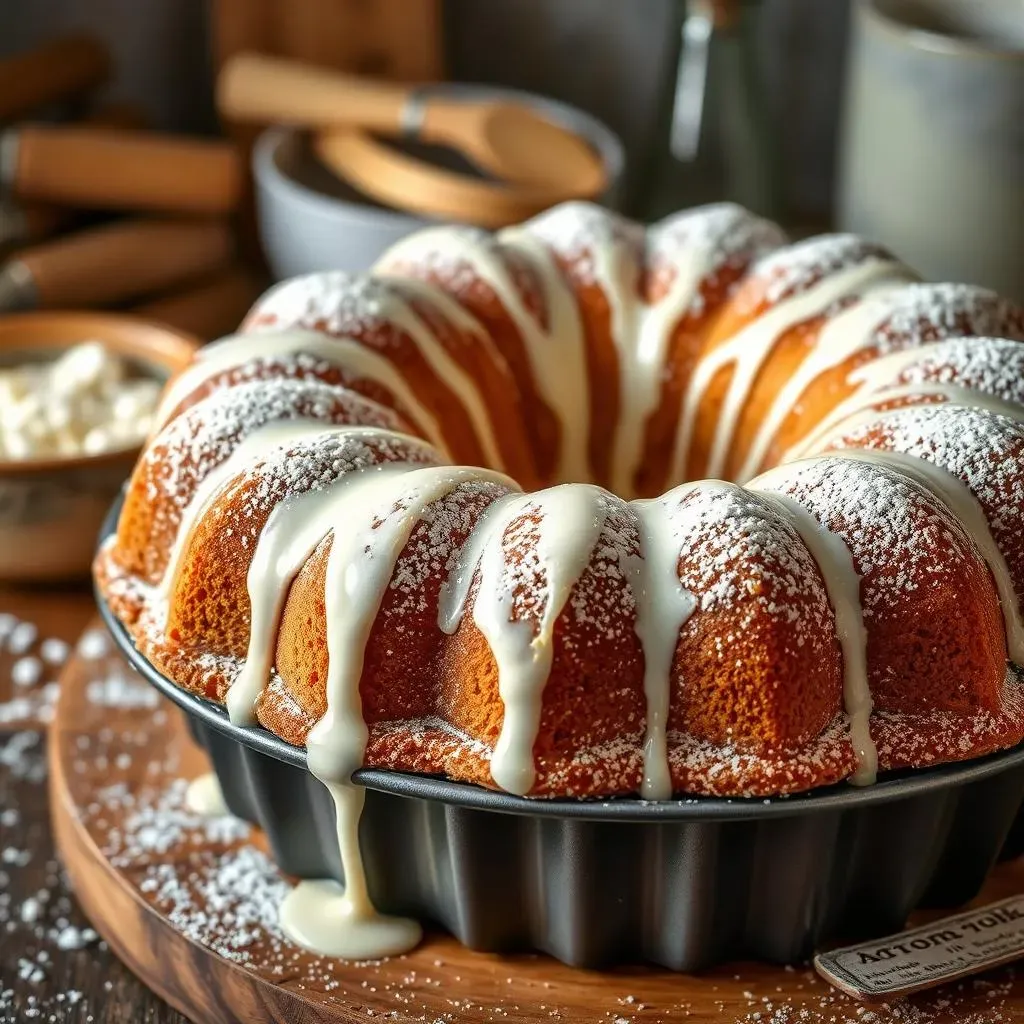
[{"xmin": 50, "ymin": 618, "xmax": 1024, "ymax": 1023}]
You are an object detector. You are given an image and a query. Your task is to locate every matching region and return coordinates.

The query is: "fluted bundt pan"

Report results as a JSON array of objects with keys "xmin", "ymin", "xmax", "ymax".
[{"xmin": 97, "ymin": 509, "xmax": 1024, "ymax": 971}]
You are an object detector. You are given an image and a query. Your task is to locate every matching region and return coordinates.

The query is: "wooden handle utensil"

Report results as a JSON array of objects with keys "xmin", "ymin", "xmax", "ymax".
[
  {"xmin": 3, "ymin": 127, "xmax": 243, "ymax": 215},
  {"xmin": 0, "ymin": 104, "xmax": 152, "ymax": 253},
  {"xmin": 0, "ymin": 34, "xmax": 111, "ymax": 122},
  {"xmin": 219, "ymin": 52, "xmax": 605, "ymax": 196},
  {"xmin": 0, "ymin": 219, "xmax": 233, "ymax": 312}
]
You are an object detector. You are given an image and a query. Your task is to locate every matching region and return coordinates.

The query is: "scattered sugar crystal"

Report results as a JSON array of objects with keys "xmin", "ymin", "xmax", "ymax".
[
  {"xmin": 86, "ymin": 673, "xmax": 158, "ymax": 709},
  {"xmin": 54, "ymin": 925, "xmax": 98, "ymax": 950},
  {"xmin": 39, "ymin": 638, "xmax": 69, "ymax": 665},
  {"xmin": 77, "ymin": 629, "xmax": 109, "ymax": 659},
  {"xmin": 11, "ymin": 657, "xmax": 42, "ymax": 688},
  {"xmin": 19, "ymin": 897, "xmax": 41, "ymax": 923},
  {"xmin": 7, "ymin": 621, "xmax": 37, "ymax": 654}
]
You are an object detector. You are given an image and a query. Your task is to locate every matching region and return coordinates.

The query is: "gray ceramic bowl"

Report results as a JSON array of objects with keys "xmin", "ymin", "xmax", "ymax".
[{"xmin": 253, "ymin": 86, "xmax": 626, "ymax": 280}]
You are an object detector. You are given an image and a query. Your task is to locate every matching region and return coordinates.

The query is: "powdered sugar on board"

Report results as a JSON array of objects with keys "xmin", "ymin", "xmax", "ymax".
[{"xmin": 0, "ymin": 613, "xmax": 78, "ymax": 729}]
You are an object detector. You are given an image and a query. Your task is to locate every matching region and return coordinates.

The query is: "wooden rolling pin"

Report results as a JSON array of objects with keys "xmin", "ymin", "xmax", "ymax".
[
  {"xmin": 133, "ymin": 268, "xmax": 263, "ymax": 340},
  {"xmin": 0, "ymin": 35, "xmax": 110, "ymax": 122},
  {"xmin": 0, "ymin": 127, "xmax": 243, "ymax": 215},
  {"xmin": 0, "ymin": 219, "xmax": 233, "ymax": 312},
  {"xmin": 0, "ymin": 104, "xmax": 149, "ymax": 253}
]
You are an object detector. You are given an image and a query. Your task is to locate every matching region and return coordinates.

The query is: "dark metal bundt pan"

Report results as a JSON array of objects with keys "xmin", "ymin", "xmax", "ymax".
[{"xmin": 96, "ymin": 503, "xmax": 1024, "ymax": 971}]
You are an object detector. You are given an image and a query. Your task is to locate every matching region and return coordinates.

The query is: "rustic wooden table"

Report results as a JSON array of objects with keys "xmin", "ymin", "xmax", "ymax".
[
  {"xmin": 5, "ymin": 584, "xmax": 1024, "ymax": 1024},
  {"xmin": 0, "ymin": 586, "xmax": 190, "ymax": 1024}
]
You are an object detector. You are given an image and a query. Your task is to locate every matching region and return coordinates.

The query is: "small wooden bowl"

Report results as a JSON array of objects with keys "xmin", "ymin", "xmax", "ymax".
[{"xmin": 0, "ymin": 312, "xmax": 197, "ymax": 582}]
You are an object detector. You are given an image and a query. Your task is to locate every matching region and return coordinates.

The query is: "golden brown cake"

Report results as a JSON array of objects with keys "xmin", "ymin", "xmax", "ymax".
[{"xmin": 96, "ymin": 202, "xmax": 1024, "ymax": 806}]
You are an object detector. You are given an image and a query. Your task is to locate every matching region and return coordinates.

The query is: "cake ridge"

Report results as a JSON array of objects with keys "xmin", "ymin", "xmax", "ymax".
[
  {"xmin": 101, "ymin": 202, "xmax": 1024, "ymax": 803},
  {"xmin": 96, "ymin": 201, "xmax": 1024, "ymax": 958}
]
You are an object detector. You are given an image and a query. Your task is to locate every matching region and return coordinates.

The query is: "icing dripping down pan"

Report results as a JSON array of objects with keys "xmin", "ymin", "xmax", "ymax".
[{"xmin": 96, "ymin": 534, "xmax": 1024, "ymax": 971}]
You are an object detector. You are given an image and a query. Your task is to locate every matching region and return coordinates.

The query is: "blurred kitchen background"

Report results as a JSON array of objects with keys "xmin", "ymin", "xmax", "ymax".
[
  {"xmin": 0, "ymin": 0, "xmax": 846, "ymax": 221},
  {"xmin": 0, "ymin": 0, "xmax": 1020, "ymax": 334}
]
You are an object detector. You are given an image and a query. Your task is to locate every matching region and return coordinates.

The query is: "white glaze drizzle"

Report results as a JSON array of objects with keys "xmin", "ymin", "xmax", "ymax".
[
  {"xmin": 745, "ymin": 470, "xmax": 877, "ymax": 785},
  {"xmin": 788, "ymin": 381, "xmax": 1024, "ymax": 464},
  {"xmin": 226, "ymin": 445, "xmax": 410, "ymax": 725},
  {"xmin": 157, "ymin": 419, "xmax": 342, "ymax": 605},
  {"xmin": 153, "ymin": 329, "xmax": 447, "ymax": 452},
  {"xmin": 668, "ymin": 257, "xmax": 908, "ymax": 484},
  {"xmin": 317, "ymin": 281, "xmax": 508, "ymax": 473},
  {"xmin": 184, "ymin": 772, "xmax": 228, "ymax": 817},
  {"xmin": 822, "ymin": 447, "xmax": 1024, "ymax": 664},
  {"xmin": 278, "ymin": 783, "xmax": 422, "ymax": 959},
  {"xmin": 240, "ymin": 275, "xmax": 511, "ymax": 471},
  {"xmin": 306, "ymin": 463, "xmax": 517, "ymax": 787},
  {"xmin": 379, "ymin": 227, "xmax": 592, "ymax": 484},
  {"xmin": 733, "ymin": 282, "xmax": 905, "ymax": 481},
  {"xmin": 438, "ymin": 484, "xmax": 609, "ymax": 794},
  {"xmin": 627, "ymin": 488, "xmax": 698, "ymax": 799},
  {"xmin": 498, "ymin": 228, "xmax": 592, "ymax": 480},
  {"xmin": 437, "ymin": 492, "xmax": 525, "ymax": 633},
  {"xmin": 574, "ymin": 224, "xmax": 642, "ymax": 495},
  {"xmin": 120, "ymin": 205, "xmax": 1024, "ymax": 965},
  {"xmin": 610, "ymin": 251, "xmax": 708, "ymax": 497},
  {"xmin": 281, "ymin": 465, "xmax": 513, "ymax": 958}
]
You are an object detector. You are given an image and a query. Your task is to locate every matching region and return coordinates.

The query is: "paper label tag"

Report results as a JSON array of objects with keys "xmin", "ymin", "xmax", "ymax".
[{"xmin": 814, "ymin": 894, "xmax": 1024, "ymax": 1001}]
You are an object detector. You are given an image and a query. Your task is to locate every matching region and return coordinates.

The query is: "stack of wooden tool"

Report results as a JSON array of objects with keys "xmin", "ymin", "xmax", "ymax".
[{"xmin": 0, "ymin": 34, "xmax": 261, "ymax": 340}]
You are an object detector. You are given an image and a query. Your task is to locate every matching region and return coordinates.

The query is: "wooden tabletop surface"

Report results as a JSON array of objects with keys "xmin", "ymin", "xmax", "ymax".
[{"xmin": 0, "ymin": 585, "xmax": 191, "ymax": 1024}]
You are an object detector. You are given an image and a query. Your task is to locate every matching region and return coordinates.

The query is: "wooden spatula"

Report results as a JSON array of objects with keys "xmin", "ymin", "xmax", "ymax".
[{"xmin": 218, "ymin": 52, "xmax": 606, "ymax": 198}]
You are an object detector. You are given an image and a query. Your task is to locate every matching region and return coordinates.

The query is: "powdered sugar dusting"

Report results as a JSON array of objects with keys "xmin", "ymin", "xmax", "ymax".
[
  {"xmin": 139, "ymin": 379, "xmax": 409, "ymax": 571},
  {"xmin": 868, "ymin": 284, "xmax": 1024, "ymax": 356},
  {"xmin": 826, "ymin": 405, "xmax": 1024, "ymax": 520},
  {"xmin": 521, "ymin": 201, "xmax": 646, "ymax": 274},
  {"xmin": 757, "ymin": 455, "xmax": 980, "ymax": 615},
  {"xmin": 245, "ymin": 271, "xmax": 418, "ymax": 339},
  {"xmin": 492, "ymin": 488, "xmax": 638, "ymax": 640},
  {"xmin": 885, "ymin": 336, "xmax": 1024, "ymax": 403},
  {"xmin": 647, "ymin": 202, "xmax": 786, "ymax": 279},
  {"xmin": 672, "ymin": 483, "xmax": 830, "ymax": 630},
  {"xmin": 750, "ymin": 234, "xmax": 898, "ymax": 307},
  {"xmin": 386, "ymin": 478, "xmax": 515, "ymax": 618},
  {"xmin": 231, "ymin": 428, "xmax": 439, "ymax": 525},
  {"xmin": 101, "ymin": 198, "xmax": 1024, "ymax": 803}
]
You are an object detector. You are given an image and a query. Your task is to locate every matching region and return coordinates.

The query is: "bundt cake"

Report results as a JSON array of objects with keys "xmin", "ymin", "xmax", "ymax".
[{"xmin": 95, "ymin": 201, "xmax": 1024, "ymax": 956}]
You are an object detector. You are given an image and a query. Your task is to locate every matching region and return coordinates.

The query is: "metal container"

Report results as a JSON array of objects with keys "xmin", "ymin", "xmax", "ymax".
[
  {"xmin": 97, "ymin": 502, "xmax": 1024, "ymax": 970},
  {"xmin": 253, "ymin": 85, "xmax": 626, "ymax": 280}
]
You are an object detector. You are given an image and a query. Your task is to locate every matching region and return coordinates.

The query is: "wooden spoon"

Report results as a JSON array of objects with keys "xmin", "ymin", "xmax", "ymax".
[
  {"xmin": 314, "ymin": 128, "xmax": 569, "ymax": 229},
  {"xmin": 218, "ymin": 52, "xmax": 606, "ymax": 198}
]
